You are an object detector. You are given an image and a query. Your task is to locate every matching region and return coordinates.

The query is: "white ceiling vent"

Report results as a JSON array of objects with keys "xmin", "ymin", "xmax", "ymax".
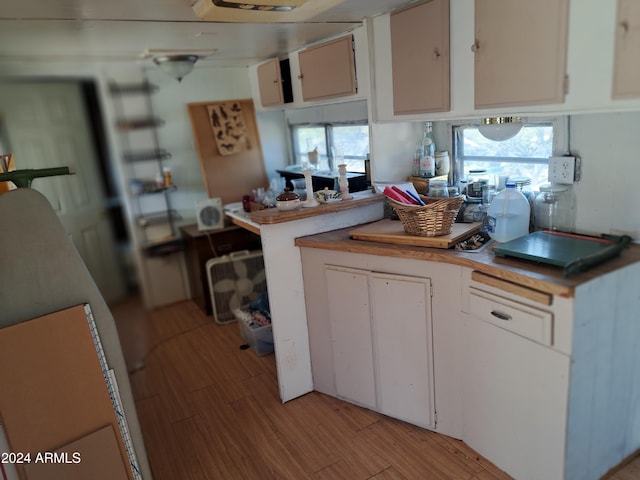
[{"xmin": 192, "ymin": 0, "xmax": 346, "ymax": 22}]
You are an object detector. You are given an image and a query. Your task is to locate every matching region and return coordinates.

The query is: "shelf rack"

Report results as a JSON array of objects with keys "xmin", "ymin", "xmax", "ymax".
[{"xmin": 109, "ymin": 80, "xmax": 181, "ymax": 256}]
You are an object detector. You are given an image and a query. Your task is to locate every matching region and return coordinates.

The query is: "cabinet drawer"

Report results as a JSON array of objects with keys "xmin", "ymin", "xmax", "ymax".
[{"xmin": 468, "ymin": 288, "xmax": 553, "ymax": 346}]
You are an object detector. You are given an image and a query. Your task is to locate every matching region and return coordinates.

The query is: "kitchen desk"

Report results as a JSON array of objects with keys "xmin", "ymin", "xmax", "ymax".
[
  {"xmin": 180, "ymin": 223, "xmax": 261, "ymax": 315},
  {"xmin": 231, "ymin": 191, "xmax": 385, "ymax": 402}
]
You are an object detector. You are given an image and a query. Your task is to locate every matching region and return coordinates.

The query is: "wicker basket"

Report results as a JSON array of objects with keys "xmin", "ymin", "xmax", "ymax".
[{"xmin": 388, "ymin": 195, "xmax": 464, "ymax": 237}]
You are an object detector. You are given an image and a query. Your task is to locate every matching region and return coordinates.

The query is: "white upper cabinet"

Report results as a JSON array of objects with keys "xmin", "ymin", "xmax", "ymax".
[
  {"xmin": 473, "ymin": 0, "xmax": 569, "ymax": 109},
  {"xmin": 370, "ymin": 0, "xmax": 640, "ymax": 121},
  {"xmin": 298, "ymin": 35, "xmax": 357, "ymax": 102},
  {"xmin": 390, "ymin": 0, "xmax": 450, "ymax": 115},
  {"xmin": 257, "ymin": 58, "xmax": 284, "ymax": 107},
  {"xmin": 612, "ymin": 0, "xmax": 640, "ymax": 99},
  {"xmin": 248, "ymin": 26, "xmax": 369, "ymax": 110}
]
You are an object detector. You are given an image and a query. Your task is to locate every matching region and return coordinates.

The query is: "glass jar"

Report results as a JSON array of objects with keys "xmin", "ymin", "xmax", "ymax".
[
  {"xmin": 534, "ymin": 183, "xmax": 576, "ymax": 232},
  {"xmin": 510, "ymin": 176, "xmax": 533, "ymax": 200},
  {"xmin": 428, "ymin": 179, "xmax": 449, "ymax": 197},
  {"xmin": 435, "ymin": 151, "xmax": 450, "ymax": 176},
  {"xmin": 290, "ymin": 178, "xmax": 307, "ymax": 201},
  {"xmin": 481, "ymin": 184, "xmax": 496, "ymax": 205},
  {"xmin": 458, "ymin": 179, "xmax": 469, "ymax": 196},
  {"xmin": 467, "ymin": 169, "xmax": 489, "ymax": 199},
  {"xmin": 460, "ymin": 197, "xmax": 485, "ymax": 223}
]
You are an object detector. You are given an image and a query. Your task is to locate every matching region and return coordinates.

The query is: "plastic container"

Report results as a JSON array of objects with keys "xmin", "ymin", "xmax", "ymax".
[
  {"xmin": 238, "ymin": 320, "xmax": 274, "ymax": 356},
  {"xmin": 487, "ymin": 182, "xmax": 531, "ymax": 242},
  {"xmin": 534, "ymin": 183, "xmax": 575, "ymax": 232}
]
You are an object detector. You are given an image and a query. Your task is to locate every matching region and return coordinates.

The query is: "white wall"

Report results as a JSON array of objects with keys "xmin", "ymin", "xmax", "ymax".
[
  {"xmin": 256, "ymin": 109, "xmax": 290, "ymax": 182},
  {"xmin": 570, "ymin": 111, "xmax": 640, "ymax": 240},
  {"xmin": 145, "ymin": 65, "xmax": 256, "ymax": 223},
  {"xmin": 366, "ymin": 112, "xmax": 640, "ymax": 242},
  {"xmin": 255, "ymin": 99, "xmax": 640, "ymax": 245}
]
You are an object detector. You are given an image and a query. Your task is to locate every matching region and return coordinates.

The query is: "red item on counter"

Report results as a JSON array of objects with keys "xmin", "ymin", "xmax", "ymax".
[
  {"xmin": 383, "ymin": 186, "xmax": 412, "ymax": 204},
  {"xmin": 391, "ymin": 185, "xmax": 420, "ymax": 204}
]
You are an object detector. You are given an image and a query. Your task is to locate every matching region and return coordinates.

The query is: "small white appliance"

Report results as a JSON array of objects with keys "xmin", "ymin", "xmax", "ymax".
[{"xmin": 196, "ymin": 197, "xmax": 224, "ymax": 231}]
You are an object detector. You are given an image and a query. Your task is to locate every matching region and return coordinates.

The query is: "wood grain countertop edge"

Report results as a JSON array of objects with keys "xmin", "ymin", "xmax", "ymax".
[
  {"xmin": 294, "ymin": 224, "xmax": 640, "ymax": 298},
  {"xmin": 249, "ymin": 190, "xmax": 383, "ymax": 224}
]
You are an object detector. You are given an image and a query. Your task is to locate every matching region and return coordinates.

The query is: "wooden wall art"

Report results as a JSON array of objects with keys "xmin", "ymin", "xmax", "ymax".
[
  {"xmin": 206, "ymin": 101, "xmax": 249, "ymax": 156},
  {"xmin": 188, "ymin": 99, "xmax": 268, "ymax": 205}
]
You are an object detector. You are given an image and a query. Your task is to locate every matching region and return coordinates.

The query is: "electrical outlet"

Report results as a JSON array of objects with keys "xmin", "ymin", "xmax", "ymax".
[{"xmin": 548, "ymin": 156, "xmax": 576, "ymax": 184}]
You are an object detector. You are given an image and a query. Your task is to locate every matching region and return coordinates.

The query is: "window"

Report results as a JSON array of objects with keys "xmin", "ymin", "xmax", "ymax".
[
  {"xmin": 291, "ymin": 122, "xmax": 369, "ymax": 173},
  {"xmin": 452, "ymin": 117, "xmax": 566, "ymax": 191}
]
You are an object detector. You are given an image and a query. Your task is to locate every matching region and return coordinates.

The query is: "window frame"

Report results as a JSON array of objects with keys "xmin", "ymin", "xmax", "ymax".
[
  {"xmin": 290, "ymin": 120, "xmax": 369, "ymax": 172},
  {"xmin": 449, "ymin": 116, "xmax": 569, "ymax": 188}
]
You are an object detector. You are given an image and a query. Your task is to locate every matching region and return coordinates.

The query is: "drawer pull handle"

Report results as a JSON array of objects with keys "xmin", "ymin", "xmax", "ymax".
[{"xmin": 491, "ymin": 310, "xmax": 512, "ymax": 321}]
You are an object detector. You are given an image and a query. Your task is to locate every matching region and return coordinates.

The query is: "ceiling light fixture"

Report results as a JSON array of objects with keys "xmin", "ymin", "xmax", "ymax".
[
  {"xmin": 212, "ymin": 0, "xmax": 297, "ymax": 11},
  {"xmin": 478, "ymin": 117, "xmax": 523, "ymax": 142},
  {"xmin": 153, "ymin": 55, "xmax": 199, "ymax": 82},
  {"xmin": 192, "ymin": 0, "xmax": 345, "ymax": 22}
]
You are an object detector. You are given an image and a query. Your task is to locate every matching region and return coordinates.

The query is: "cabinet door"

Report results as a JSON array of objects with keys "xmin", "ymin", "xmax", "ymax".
[
  {"xmin": 371, "ymin": 273, "xmax": 435, "ymax": 429},
  {"xmin": 325, "ymin": 266, "xmax": 377, "ymax": 409},
  {"xmin": 613, "ymin": 0, "xmax": 640, "ymax": 98},
  {"xmin": 462, "ymin": 312, "xmax": 569, "ymax": 480},
  {"xmin": 298, "ymin": 35, "xmax": 356, "ymax": 102},
  {"xmin": 473, "ymin": 0, "xmax": 569, "ymax": 108},
  {"xmin": 390, "ymin": 0, "xmax": 450, "ymax": 114},
  {"xmin": 257, "ymin": 58, "xmax": 284, "ymax": 107}
]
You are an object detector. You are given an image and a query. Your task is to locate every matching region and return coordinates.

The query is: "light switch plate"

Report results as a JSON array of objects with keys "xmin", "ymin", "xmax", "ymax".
[{"xmin": 548, "ymin": 156, "xmax": 576, "ymax": 184}]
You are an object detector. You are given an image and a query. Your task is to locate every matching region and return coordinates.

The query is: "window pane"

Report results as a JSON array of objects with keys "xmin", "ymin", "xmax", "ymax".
[
  {"xmin": 295, "ymin": 126, "xmax": 326, "ymax": 158},
  {"xmin": 455, "ymin": 123, "xmax": 553, "ymax": 192},
  {"xmin": 333, "ymin": 125, "xmax": 369, "ymax": 172},
  {"xmin": 462, "ymin": 125, "xmax": 553, "ymax": 158},
  {"xmin": 293, "ymin": 126, "xmax": 327, "ymax": 169},
  {"xmin": 462, "ymin": 161, "xmax": 550, "ymax": 191},
  {"xmin": 292, "ymin": 123, "xmax": 369, "ymax": 173}
]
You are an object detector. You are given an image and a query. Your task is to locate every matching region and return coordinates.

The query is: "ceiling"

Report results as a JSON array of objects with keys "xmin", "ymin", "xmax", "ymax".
[{"xmin": 0, "ymin": 0, "xmax": 413, "ymax": 69}]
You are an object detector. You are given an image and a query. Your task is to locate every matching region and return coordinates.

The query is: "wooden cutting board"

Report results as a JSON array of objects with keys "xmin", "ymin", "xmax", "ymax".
[{"xmin": 349, "ymin": 219, "xmax": 483, "ymax": 249}]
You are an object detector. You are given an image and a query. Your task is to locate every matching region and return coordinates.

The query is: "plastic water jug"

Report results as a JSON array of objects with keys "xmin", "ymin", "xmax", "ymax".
[{"xmin": 487, "ymin": 182, "xmax": 530, "ymax": 242}]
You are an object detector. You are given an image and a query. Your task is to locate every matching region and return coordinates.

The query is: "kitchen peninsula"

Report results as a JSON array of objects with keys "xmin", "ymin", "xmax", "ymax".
[
  {"xmin": 294, "ymin": 225, "xmax": 640, "ymax": 480},
  {"xmin": 226, "ymin": 190, "xmax": 385, "ymax": 402}
]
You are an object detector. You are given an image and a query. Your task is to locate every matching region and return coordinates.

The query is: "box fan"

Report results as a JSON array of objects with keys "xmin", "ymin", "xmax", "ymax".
[{"xmin": 206, "ymin": 250, "xmax": 267, "ymax": 324}]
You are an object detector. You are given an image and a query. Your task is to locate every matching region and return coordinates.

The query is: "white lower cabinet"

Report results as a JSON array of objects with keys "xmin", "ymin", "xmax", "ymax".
[
  {"xmin": 371, "ymin": 272, "xmax": 435, "ymax": 429},
  {"xmin": 324, "ymin": 265, "xmax": 435, "ymax": 429},
  {"xmin": 301, "ymin": 244, "xmax": 640, "ymax": 479},
  {"xmin": 462, "ymin": 303, "xmax": 570, "ymax": 480},
  {"xmin": 325, "ymin": 266, "xmax": 377, "ymax": 409}
]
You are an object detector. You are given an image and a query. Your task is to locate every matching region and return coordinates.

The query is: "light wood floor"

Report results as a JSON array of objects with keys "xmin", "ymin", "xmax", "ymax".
[{"xmin": 111, "ymin": 295, "xmax": 640, "ymax": 480}]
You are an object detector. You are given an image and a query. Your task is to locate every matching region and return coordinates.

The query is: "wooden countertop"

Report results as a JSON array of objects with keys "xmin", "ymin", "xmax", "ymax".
[
  {"xmin": 295, "ymin": 223, "xmax": 640, "ymax": 298},
  {"xmin": 249, "ymin": 190, "xmax": 383, "ymax": 225}
]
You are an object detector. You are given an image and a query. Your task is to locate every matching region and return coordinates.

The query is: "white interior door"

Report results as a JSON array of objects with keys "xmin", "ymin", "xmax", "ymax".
[{"xmin": 0, "ymin": 81, "xmax": 126, "ymax": 303}]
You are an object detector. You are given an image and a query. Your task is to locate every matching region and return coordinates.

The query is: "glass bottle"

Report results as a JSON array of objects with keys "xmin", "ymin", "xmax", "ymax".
[
  {"xmin": 412, "ymin": 142, "xmax": 421, "ymax": 177},
  {"xmin": 419, "ymin": 122, "xmax": 436, "ymax": 178}
]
